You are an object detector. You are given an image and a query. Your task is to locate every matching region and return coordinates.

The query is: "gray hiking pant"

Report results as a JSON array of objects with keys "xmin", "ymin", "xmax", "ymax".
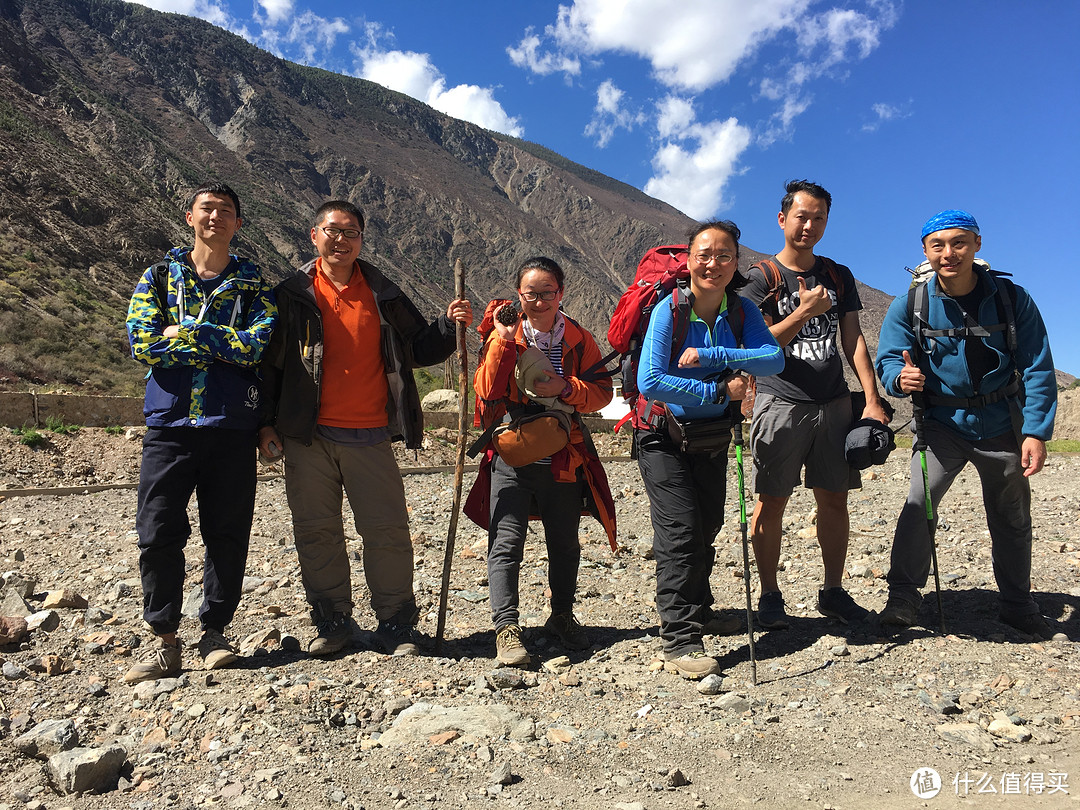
[{"xmin": 886, "ymin": 419, "xmax": 1038, "ymax": 618}]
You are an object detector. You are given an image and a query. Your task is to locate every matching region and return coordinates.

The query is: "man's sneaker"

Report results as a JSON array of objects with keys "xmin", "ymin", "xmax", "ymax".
[
  {"xmin": 123, "ymin": 637, "xmax": 181, "ymax": 684},
  {"xmin": 543, "ymin": 612, "xmax": 590, "ymax": 651},
  {"xmin": 495, "ymin": 623, "xmax": 531, "ymax": 667},
  {"xmin": 374, "ymin": 619, "xmax": 422, "ymax": 656},
  {"xmin": 757, "ymin": 591, "xmax": 790, "ymax": 630},
  {"xmin": 879, "ymin": 594, "xmax": 920, "ymax": 627},
  {"xmin": 1000, "ymin": 612, "xmax": 1055, "ymax": 640},
  {"xmin": 702, "ymin": 607, "xmax": 742, "ymax": 636},
  {"xmin": 308, "ymin": 611, "xmax": 351, "ymax": 657},
  {"xmin": 817, "ymin": 587, "xmax": 871, "ymax": 625},
  {"xmin": 663, "ymin": 650, "xmax": 720, "ymax": 680},
  {"xmin": 198, "ymin": 628, "xmax": 238, "ymax": 670}
]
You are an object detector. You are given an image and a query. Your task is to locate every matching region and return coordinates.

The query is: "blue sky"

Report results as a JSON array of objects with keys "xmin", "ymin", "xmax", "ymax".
[{"xmin": 133, "ymin": 0, "xmax": 1080, "ymax": 377}]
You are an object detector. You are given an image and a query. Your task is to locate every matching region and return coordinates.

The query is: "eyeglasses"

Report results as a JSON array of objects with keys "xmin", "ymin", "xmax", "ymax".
[
  {"xmin": 320, "ymin": 227, "xmax": 362, "ymax": 240},
  {"xmin": 693, "ymin": 253, "xmax": 735, "ymax": 266},
  {"xmin": 518, "ymin": 290, "xmax": 559, "ymax": 302}
]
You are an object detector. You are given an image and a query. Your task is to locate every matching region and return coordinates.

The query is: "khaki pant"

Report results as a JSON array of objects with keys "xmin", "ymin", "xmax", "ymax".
[{"xmin": 283, "ymin": 435, "xmax": 413, "ymax": 621}]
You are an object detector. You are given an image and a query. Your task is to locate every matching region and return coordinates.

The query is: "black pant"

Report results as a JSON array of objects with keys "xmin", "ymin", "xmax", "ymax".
[
  {"xmin": 136, "ymin": 427, "xmax": 256, "ymax": 635},
  {"xmin": 636, "ymin": 428, "xmax": 729, "ymax": 655},
  {"xmin": 487, "ymin": 455, "xmax": 584, "ymax": 629}
]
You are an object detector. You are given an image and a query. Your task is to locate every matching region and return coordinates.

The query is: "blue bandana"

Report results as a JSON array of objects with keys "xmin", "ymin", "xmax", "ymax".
[{"xmin": 921, "ymin": 210, "xmax": 980, "ymax": 240}]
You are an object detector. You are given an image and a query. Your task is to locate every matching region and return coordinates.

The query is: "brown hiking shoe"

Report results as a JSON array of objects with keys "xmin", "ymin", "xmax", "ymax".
[
  {"xmin": 198, "ymin": 628, "xmax": 238, "ymax": 670},
  {"xmin": 663, "ymin": 650, "xmax": 720, "ymax": 680},
  {"xmin": 308, "ymin": 611, "xmax": 351, "ymax": 657},
  {"xmin": 124, "ymin": 637, "xmax": 182, "ymax": 684},
  {"xmin": 543, "ymin": 612, "xmax": 590, "ymax": 650},
  {"xmin": 495, "ymin": 623, "xmax": 531, "ymax": 667}
]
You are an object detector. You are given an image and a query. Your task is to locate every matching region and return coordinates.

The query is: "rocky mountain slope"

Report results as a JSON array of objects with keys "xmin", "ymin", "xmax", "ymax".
[{"xmin": 0, "ymin": 0, "xmax": 911, "ymax": 398}]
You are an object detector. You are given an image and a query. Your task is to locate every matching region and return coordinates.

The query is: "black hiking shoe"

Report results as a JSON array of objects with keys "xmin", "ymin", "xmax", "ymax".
[
  {"xmin": 757, "ymin": 591, "xmax": 789, "ymax": 630},
  {"xmin": 817, "ymin": 587, "xmax": 870, "ymax": 624}
]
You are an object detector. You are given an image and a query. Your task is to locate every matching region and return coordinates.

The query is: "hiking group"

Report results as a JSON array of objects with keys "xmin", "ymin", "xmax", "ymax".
[{"xmin": 122, "ymin": 179, "xmax": 1058, "ymax": 684}]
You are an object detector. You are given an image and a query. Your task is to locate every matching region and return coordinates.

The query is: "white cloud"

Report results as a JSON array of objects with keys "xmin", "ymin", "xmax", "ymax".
[
  {"xmin": 643, "ymin": 100, "xmax": 752, "ymax": 219},
  {"xmin": 507, "ymin": 31, "xmax": 581, "ymax": 77},
  {"xmin": 862, "ymin": 100, "xmax": 911, "ymax": 132},
  {"xmin": 584, "ymin": 80, "xmax": 646, "ymax": 147},
  {"xmin": 127, "ymin": 0, "xmax": 230, "ymax": 27},
  {"xmin": 656, "ymin": 96, "xmax": 696, "ymax": 139},
  {"xmin": 514, "ymin": 0, "xmax": 899, "ymax": 144},
  {"xmin": 280, "ymin": 11, "xmax": 350, "ymax": 64},
  {"xmin": 354, "ymin": 46, "xmax": 524, "ymax": 137},
  {"xmin": 256, "ymin": 0, "xmax": 294, "ymax": 26},
  {"xmin": 546, "ymin": 0, "xmax": 811, "ymax": 92}
]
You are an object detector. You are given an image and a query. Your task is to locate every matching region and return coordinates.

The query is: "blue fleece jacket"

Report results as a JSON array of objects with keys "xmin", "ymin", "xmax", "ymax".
[
  {"xmin": 639, "ymin": 292, "xmax": 784, "ymax": 420},
  {"xmin": 875, "ymin": 268, "xmax": 1056, "ymax": 441}
]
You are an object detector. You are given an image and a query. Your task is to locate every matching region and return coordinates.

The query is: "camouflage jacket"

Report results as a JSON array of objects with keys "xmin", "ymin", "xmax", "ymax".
[{"xmin": 126, "ymin": 246, "xmax": 278, "ymax": 430}]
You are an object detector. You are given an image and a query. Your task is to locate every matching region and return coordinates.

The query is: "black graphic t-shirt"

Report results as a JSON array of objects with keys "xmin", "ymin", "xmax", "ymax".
[{"xmin": 742, "ymin": 255, "xmax": 861, "ymax": 403}]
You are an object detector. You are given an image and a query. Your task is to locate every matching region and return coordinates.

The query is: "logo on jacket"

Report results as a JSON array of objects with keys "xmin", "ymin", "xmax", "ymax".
[{"xmin": 246, "ymin": 385, "xmax": 260, "ymax": 409}]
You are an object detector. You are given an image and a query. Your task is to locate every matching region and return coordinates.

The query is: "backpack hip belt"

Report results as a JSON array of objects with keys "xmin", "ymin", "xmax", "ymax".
[{"xmin": 921, "ymin": 372, "xmax": 1021, "ymax": 410}]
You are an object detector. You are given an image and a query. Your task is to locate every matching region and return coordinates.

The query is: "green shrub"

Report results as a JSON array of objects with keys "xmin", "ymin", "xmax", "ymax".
[
  {"xmin": 44, "ymin": 415, "xmax": 81, "ymax": 434},
  {"xmin": 12, "ymin": 426, "xmax": 46, "ymax": 448},
  {"xmin": 104, "ymin": 425, "xmax": 125, "ymax": 435}
]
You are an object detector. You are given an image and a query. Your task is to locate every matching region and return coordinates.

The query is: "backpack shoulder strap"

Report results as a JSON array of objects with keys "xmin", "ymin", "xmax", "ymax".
[
  {"xmin": 670, "ymin": 277, "xmax": 693, "ymax": 358},
  {"xmin": 726, "ymin": 293, "xmax": 744, "ymax": 348},
  {"xmin": 906, "ymin": 280, "xmax": 929, "ymax": 364},
  {"xmin": 150, "ymin": 261, "xmax": 173, "ymax": 324},
  {"xmin": 991, "ymin": 273, "xmax": 1018, "ymax": 355},
  {"xmin": 755, "ymin": 259, "xmax": 785, "ymax": 303},
  {"xmin": 818, "ymin": 256, "xmax": 845, "ymax": 301}
]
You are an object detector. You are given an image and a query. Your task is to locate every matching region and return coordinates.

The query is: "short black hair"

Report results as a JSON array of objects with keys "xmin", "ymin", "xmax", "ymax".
[
  {"xmin": 313, "ymin": 200, "xmax": 365, "ymax": 231},
  {"xmin": 780, "ymin": 179, "xmax": 832, "ymax": 215},
  {"xmin": 187, "ymin": 182, "xmax": 242, "ymax": 220},
  {"xmin": 516, "ymin": 256, "xmax": 564, "ymax": 290},
  {"xmin": 686, "ymin": 220, "xmax": 747, "ymax": 291}
]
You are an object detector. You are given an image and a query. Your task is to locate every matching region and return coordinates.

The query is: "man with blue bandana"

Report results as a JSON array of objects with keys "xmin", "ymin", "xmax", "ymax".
[{"xmin": 876, "ymin": 210, "xmax": 1058, "ymax": 638}]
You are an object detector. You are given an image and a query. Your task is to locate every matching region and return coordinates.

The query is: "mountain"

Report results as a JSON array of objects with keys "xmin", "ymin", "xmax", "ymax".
[{"xmin": 0, "ymin": 0, "xmax": 897, "ymax": 397}]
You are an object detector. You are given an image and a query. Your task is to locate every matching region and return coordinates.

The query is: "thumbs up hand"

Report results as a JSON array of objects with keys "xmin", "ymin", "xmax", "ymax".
[
  {"xmin": 795, "ymin": 276, "xmax": 832, "ymax": 319},
  {"xmin": 898, "ymin": 349, "xmax": 926, "ymax": 394}
]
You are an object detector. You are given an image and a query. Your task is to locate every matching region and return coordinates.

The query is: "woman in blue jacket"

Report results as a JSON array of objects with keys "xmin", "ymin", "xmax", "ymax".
[{"xmin": 637, "ymin": 220, "xmax": 783, "ymax": 679}]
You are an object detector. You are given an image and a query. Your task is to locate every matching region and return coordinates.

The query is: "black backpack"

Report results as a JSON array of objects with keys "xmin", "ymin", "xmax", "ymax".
[{"xmin": 905, "ymin": 265, "xmax": 1021, "ymax": 408}]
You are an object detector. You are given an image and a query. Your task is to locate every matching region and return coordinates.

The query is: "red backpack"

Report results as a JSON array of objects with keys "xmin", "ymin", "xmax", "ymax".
[{"xmin": 607, "ymin": 245, "xmax": 743, "ymax": 428}]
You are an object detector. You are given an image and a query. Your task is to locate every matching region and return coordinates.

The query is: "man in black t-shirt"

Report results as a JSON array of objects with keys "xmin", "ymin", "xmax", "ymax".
[{"xmin": 742, "ymin": 180, "xmax": 889, "ymax": 629}]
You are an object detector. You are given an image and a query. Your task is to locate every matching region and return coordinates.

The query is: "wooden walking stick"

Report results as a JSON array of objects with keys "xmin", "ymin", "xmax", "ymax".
[{"xmin": 436, "ymin": 258, "xmax": 468, "ymax": 650}]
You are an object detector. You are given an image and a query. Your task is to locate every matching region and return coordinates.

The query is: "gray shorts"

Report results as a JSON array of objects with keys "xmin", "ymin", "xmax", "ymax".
[{"xmin": 750, "ymin": 392, "xmax": 859, "ymax": 496}]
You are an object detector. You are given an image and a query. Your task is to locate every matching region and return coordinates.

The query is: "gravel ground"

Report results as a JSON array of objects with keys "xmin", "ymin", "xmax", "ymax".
[{"xmin": 0, "ymin": 425, "xmax": 1077, "ymax": 810}]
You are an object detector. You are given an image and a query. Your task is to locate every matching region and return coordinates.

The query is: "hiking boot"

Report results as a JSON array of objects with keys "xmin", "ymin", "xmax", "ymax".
[
  {"xmin": 198, "ymin": 628, "xmax": 238, "ymax": 670},
  {"xmin": 701, "ymin": 607, "xmax": 742, "ymax": 636},
  {"xmin": 374, "ymin": 602, "xmax": 422, "ymax": 656},
  {"xmin": 879, "ymin": 594, "xmax": 920, "ymax": 627},
  {"xmin": 1000, "ymin": 612, "xmax": 1055, "ymax": 640},
  {"xmin": 308, "ymin": 610, "xmax": 351, "ymax": 657},
  {"xmin": 543, "ymin": 612, "xmax": 590, "ymax": 651},
  {"xmin": 495, "ymin": 623, "xmax": 531, "ymax": 667},
  {"xmin": 123, "ymin": 636, "xmax": 181, "ymax": 684},
  {"xmin": 663, "ymin": 649, "xmax": 720, "ymax": 680},
  {"xmin": 757, "ymin": 591, "xmax": 789, "ymax": 630},
  {"xmin": 817, "ymin": 587, "xmax": 870, "ymax": 625}
]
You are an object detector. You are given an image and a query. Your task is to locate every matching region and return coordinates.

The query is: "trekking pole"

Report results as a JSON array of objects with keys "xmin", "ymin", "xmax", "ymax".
[
  {"xmin": 436, "ymin": 259, "xmax": 469, "ymax": 651},
  {"xmin": 732, "ymin": 415, "xmax": 757, "ymax": 685},
  {"xmin": 911, "ymin": 393, "xmax": 946, "ymax": 634}
]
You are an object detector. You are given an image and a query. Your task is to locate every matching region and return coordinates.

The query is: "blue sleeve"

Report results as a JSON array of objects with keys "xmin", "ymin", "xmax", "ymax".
[
  {"xmin": 875, "ymin": 296, "xmax": 915, "ymax": 398},
  {"xmin": 694, "ymin": 297, "xmax": 784, "ymax": 375},
  {"xmin": 1013, "ymin": 286, "xmax": 1057, "ymax": 439},
  {"xmin": 638, "ymin": 297, "xmax": 719, "ymax": 406}
]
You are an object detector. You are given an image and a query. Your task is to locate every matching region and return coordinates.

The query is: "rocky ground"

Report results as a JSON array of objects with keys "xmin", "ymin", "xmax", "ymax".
[{"xmin": 0, "ymin": 424, "xmax": 1077, "ymax": 810}]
